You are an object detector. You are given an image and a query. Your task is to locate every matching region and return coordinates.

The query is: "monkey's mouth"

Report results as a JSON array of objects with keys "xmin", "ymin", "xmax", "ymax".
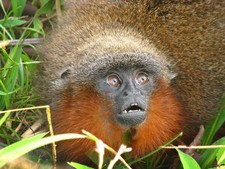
[
  {"xmin": 116, "ymin": 103, "xmax": 146, "ymax": 126},
  {"xmin": 121, "ymin": 103, "xmax": 144, "ymax": 114}
]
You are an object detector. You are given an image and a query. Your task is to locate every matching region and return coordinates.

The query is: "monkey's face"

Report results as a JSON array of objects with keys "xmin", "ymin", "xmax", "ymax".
[{"xmin": 96, "ymin": 67, "xmax": 155, "ymax": 127}]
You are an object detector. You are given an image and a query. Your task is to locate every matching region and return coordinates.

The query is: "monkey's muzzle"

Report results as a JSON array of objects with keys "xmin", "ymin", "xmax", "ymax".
[{"xmin": 116, "ymin": 103, "xmax": 146, "ymax": 126}]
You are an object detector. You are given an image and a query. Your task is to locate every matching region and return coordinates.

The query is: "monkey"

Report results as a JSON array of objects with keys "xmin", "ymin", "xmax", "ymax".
[{"xmin": 36, "ymin": 0, "xmax": 225, "ymax": 167}]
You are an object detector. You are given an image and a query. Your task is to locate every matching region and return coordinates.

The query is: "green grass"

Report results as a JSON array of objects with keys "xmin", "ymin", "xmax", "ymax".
[
  {"xmin": 0, "ymin": 0, "xmax": 60, "ymax": 166},
  {"xmin": 0, "ymin": 0, "xmax": 225, "ymax": 169}
]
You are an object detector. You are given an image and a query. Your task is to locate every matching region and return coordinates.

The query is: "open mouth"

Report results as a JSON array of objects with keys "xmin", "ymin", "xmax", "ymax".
[
  {"xmin": 121, "ymin": 103, "xmax": 144, "ymax": 114},
  {"xmin": 116, "ymin": 103, "xmax": 146, "ymax": 126}
]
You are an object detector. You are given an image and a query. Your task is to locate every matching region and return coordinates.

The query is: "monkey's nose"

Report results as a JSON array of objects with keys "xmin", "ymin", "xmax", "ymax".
[
  {"xmin": 123, "ymin": 89, "xmax": 141, "ymax": 97},
  {"xmin": 123, "ymin": 91, "xmax": 128, "ymax": 96}
]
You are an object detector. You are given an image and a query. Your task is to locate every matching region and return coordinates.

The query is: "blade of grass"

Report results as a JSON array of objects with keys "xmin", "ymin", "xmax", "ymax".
[
  {"xmin": 18, "ymin": 57, "xmax": 24, "ymax": 86},
  {"xmin": 0, "ymin": 111, "xmax": 10, "ymax": 127},
  {"xmin": 0, "ymin": 24, "xmax": 13, "ymax": 40},
  {"xmin": 0, "ymin": 80, "xmax": 10, "ymax": 109},
  {"xmin": 32, "ymin": 17, "xmax": 44, "ymax": 37},
  {"xmin": 199, "ymin": 137, "xmax": 225, "ymax": 169},
  {"xmin": 68, "ymin": 162, "xmax": 94, "ymax": 169},
  {"xmin": 0, "ymin": 0, "xmax": 7, "ymax": 15},
  {"xmin": 201, "ymin": 95, "xmax": 225, "ymax": 146},
  {"xmin": 0, "ymin": 133, "xmax": 86, "ymax": 167},
  {"xmin": 129, "ymin": 132, "xmax": 183, "ymax": 165}
]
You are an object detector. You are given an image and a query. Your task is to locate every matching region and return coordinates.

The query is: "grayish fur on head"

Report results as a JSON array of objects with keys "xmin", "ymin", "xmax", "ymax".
[{"xmin": 36, "ymin": 0, "xmax": 177, "ymax": 104}]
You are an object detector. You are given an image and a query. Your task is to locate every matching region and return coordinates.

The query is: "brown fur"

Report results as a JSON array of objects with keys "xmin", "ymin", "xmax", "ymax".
[
  {"xmin": 36, "ymin": 0, "xmax": 225, "ymax": 165},
  {"xmin": 52, "ymin": 80, "xmax": 184, "ymax": 162}
]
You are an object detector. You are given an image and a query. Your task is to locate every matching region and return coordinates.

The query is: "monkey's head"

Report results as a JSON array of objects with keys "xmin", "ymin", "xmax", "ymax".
[{"xmin": 52, "ymin": 31, "xmax": 173, "ymax": 129}]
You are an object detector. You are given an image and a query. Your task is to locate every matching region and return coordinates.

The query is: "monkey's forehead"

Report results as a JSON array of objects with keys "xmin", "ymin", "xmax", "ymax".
[
  {"xmin": 64, "ymin": 51, "xmax": 171, "ymax": 82},
  {"xmin": 39, "ymin": 32, "xmax": 172, "ymax": 83},
  {"xmin": 78, "ymin": 52, "xmax": 163, "ymax": 72}
]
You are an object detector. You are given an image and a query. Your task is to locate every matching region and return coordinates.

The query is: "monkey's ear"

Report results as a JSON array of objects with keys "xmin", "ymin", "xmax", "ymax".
[
  {"xmin": 60, "ymin": 69, "xmax": 71, "ymax": 79},
  {"xmin": 166, "ymin": 64, "xmax": 177, "ymax": 81},
  {"xmin": 168, "ymin": 71, "xmax": 177, "ymax": 81}
]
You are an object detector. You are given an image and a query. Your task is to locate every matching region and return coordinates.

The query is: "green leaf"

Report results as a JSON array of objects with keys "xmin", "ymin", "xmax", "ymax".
[
  {"xmin": 0, "ymin": 18, "xmax": 27, "ymax": 28},
  {"xmin": 68, "ymin": 162, "xmax": 94, "ymax": 169},
  {"xmin": 217, "ymin": 147, "xmax": 225, "ymax": 165},
  {"xmin": 176, "ymin": 148, "xmax": 201, "ymax": 169},
  {"xmin": 35, "ymin": 0, "xmax": 55, "ymax": 17},
  {"xmin": 32, "ymin": 17, "xmax": 44, "ymax": 37},
  {"xmin": 10, "ymin": 0, "xmax": 27, "ymax": 17},
  {"xmin": 0, "ymin": 91, "xmax": 7, "ymax": 95}
]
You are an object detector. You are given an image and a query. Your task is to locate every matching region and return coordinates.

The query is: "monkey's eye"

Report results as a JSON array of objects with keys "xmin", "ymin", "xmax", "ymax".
[
  {"xmin": 135, "ymin": 72, "xmax": 149, "ymax": 85},
  {"xmin": 106, "ymin": 74, "xmax": 121, "ymax": 87}
]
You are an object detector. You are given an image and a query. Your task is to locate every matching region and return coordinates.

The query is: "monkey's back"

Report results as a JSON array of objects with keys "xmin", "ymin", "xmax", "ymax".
[{"xmin": 149, "ymin": 1, "xmax": 225, "ymax": 124}]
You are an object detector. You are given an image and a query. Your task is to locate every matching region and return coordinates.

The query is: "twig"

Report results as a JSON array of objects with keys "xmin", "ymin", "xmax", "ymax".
[
  {"xmin": 185, "ymin": 125, "xmax": 205, "ymax": 155},
  {"xmin": 130, "ymin": 132, "xmax": 183, "ymax": 165},
  {"xmin": 95, "ymin": 140, "xmax": 105, "ymax": 169},
  {"xmin": 46, "ymin": 106, "xmax": 57, "ymax": 169},
  {"xmin": 56, "ymin": 0, "xmax": 62, "ymax": 17},
  {"xmin": 162, "ymin": 145, "xmax": 225, "ymax": 149},
  {"xmin": 0, "ymin": 105, "xmax": 49, "ymax": 114},
  {"xmin": 108, "ymin": 145, "xmax": 132, "ymax": 169},
  {"xmin": 83, "ymin": 130, "xmax": 132, "ymax": 169},
  {"xmin": 21, "ymin": 118, "xmax": 45, "ymax": 138},
  {"xmin": 11, "ymin": 38, "xmax": 40, "ymax": 45},
  {"xmin": 0, "ymin": 38, "xmax": 40, "ymax": 48}
]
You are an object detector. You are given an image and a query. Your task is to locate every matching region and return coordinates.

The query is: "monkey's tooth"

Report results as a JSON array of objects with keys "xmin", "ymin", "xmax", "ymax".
[
  {"xmin": 128, "ymin": 110, "xmax": 137, "ymax": 113},
  {"xmin": 122, "ymin": 110, "xmax": 128, "ymax": 114}
]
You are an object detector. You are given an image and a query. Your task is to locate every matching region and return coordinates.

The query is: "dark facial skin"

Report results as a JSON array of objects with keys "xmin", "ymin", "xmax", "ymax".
[{"xmin": 96, "ymin": 67, "xmax": 155, "ymax": 127}]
